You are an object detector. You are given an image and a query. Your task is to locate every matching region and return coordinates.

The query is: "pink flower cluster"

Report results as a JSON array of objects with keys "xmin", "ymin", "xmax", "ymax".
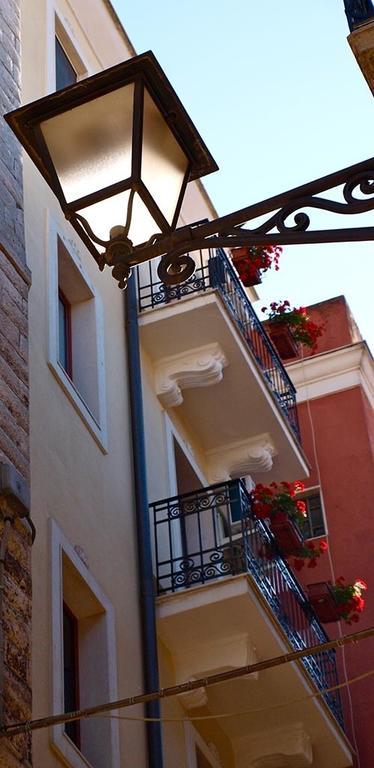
[
  {"xmin": 233, "ymin": 245, "xmax": 282, "ymax": 284},
  {"xmin": 250, "ymin": 480, "xmax": 306, "ymax": 526},
  {"xmin": 261, "ymin": 300, "xmax": 325, "ymax": 351},
  {"xmin": 293, "ymin": 539, "xmax": 328, "ymax": 571},
  {"xmin": 331, "ymin": 577, "xmax": 368, "ymax": 624},
  {"xmin": 251, "ymin": 480, "xmax": 329, "ymax": 569}
]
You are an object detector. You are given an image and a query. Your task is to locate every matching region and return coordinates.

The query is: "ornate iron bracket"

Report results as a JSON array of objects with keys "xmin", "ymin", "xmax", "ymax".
[{"xmin": 124, "ymin": 156, "xmax": 374, "ymax": 287}]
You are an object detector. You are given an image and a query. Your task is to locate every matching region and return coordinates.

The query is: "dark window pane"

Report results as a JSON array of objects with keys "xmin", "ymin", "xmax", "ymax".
[
  {"xmin": 56, "ymin": 37, "xmax": 77, "ymax": 91},
  {"xmin": 301, "ymin": 493, "xmax": 325, "ymax": 539},
  {"xmin": 196, "ymin": 748, "xmax": 212, "ymax": 768},
  {"xmin": 63, "ymin": 604, "xmax": 80, "ymax": 747},
  {"xmin": 58, "ymin": 295, "xmax": 67, "ymax": 370},
  {"xmin": 58, "ymin": 290, "xmax": 72, "ymax": 378}
]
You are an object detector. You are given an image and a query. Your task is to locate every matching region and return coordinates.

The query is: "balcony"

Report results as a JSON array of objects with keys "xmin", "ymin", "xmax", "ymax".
[
  {"xmin": 152, "ymin": 480, "xmax": 352, "ymax": 768},
  {"xmin": 137, "ymin": 249, "xmax": 309, "ymax": 483}
]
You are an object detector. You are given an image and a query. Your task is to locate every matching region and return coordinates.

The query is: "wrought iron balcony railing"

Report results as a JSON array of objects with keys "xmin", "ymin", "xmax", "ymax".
[
  {"xmin": 136, "ymin": 248, "xmax": 299, "ymax": 440},
  {"xmin": 151, "ymin": 478, "xmax": 343, "ymax": 728}
]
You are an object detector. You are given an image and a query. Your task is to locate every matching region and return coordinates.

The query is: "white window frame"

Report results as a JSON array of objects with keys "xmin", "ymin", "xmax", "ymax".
[
  {"xmin": 47, "ymin": 211, "xmax": 108, "ymax": 452},
  {"xmin": 50, "ymin": 518, "xmax": 120, "ymax": 768},
  {"xmin": 298, "ymin": 484, "xmax": 328, "ymax": 539},
  {"xmin": 185, "ymin": 723, "xmax": 222, "ymax": 768},
  {"xmin": 46, "ymin": 3, "xmax": 89, "ymax": 93}
]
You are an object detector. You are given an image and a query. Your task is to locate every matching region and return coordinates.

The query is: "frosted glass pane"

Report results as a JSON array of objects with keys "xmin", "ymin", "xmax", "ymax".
[
  {"xmin": 41, "ymin": 84, "xmax": 134, "ymax": 203},
  {"xmin": 142, "ymin": 90, "xmax": 188, "ymax": 224},
  {"xmin": 80, "ymin": 190, "xmax": 160, "ymax": 249}
]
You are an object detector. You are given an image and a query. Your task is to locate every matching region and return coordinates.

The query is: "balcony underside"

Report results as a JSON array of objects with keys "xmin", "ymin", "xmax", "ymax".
[
  {"xmin": 157, "ymin": 575, "xmax": 352, "ymax": 768},
  {"xmin": 140, "ymin": 291, "xmax": 309, "ymax": 482}
]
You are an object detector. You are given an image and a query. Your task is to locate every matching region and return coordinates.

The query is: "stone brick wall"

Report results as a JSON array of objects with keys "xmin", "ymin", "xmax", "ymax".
[{"xmin": 0, "ymin": 0, "xmax": 32, "ymax": 765}]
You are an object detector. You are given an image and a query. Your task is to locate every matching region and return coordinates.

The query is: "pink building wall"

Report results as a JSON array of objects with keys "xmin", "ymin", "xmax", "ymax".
[{"xmin": 275, "ymin": 296, "xmax": 374, "ymax": 766}]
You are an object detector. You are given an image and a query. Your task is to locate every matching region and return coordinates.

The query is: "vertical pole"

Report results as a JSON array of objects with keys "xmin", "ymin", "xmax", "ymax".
[{"xmin": 125, "ymin": 273, "xmax": 164, "ymax": 768}]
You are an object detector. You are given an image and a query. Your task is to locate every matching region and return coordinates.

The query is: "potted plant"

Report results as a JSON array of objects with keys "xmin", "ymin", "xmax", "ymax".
[
  {"xmin": 292, "ymin": 539, "xmax": 329, "ymax": 571},
  {"xmin": 230, "ymin": 245, "xmax": 281, "ymax": 287},
  {"xmin": 261, "ymin": 300, "xmax": 325, "ymax": 358},
  {"xmin": 307, "ymin": 578, "xmax": 367, "ymax": 624},
  {"xmin": 251, "ymin": 481, "xmax": 307, "ymax": 555},
  {"xmin": 251, "ymin": 481, "xmax": 329, "ymax": 565}
]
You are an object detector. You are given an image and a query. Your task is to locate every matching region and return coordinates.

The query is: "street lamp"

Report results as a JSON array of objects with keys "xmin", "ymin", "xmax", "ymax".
[
  {"xmin": 5, "ymin": 51, "xmax": 374, "ymax": 288},
  {"xmin": 5, "ymin": 52, "xmax": 217, "ymax": 287}
]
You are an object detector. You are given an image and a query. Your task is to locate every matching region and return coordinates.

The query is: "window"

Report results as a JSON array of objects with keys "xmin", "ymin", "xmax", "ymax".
[
  {"xmin": 57, "ymin": 237, "xmax": 100, "ymax": 419},
  {"xmin": 184, "ymin": 723, "xmax": 221, "ymax": 768},
  {"xmin": 55, "ymin": 37, "xmax": 77, "ymax": 90},
  {"xmin": 58, "ymin": 289, "xmax": 72, "ymax": 378},
  {"xmin": 63, "ymin": 603, "xmax": 80, "ymax": 747},
  {"xmin": 52, "ymin": 15, "xmax": 87, "ymax": 93},
  {"xmin": 47, "ymin": 217, "xmax": 107, "ymax": 451},
  {"xmin": 196, "ymin": 748, "xmax": 213, "ymax": 768},
  {"xmin": 299, "ymin": 489, "xmax": 326, "ymax": 539},
  {"xmin": 51, "ymin": 520, "xmax": 120, "ymax": 768}
]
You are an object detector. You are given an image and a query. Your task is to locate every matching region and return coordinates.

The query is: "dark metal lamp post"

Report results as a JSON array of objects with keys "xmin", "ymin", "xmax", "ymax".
[{"xmin": 5, "ymin": 51, "xmax": 374, "ymax": 288}]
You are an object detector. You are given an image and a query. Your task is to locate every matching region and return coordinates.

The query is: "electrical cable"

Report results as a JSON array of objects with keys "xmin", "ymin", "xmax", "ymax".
[
  {"xmin": 0, "ymin": 625, "xmax": 372, "ymax": 740},
  {"xmin": 91, "ymin": 666, "xmax": 374, "ymax": 723}
]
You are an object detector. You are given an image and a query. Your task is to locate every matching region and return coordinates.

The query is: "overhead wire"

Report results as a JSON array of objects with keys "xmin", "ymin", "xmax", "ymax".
[
  {"xmin": 0, "ymin": 625, "xmax": 372, "ymax": 740},
  {"xmin": 92, "ymin": 666, "xmax": 374, "ymax": 723}
]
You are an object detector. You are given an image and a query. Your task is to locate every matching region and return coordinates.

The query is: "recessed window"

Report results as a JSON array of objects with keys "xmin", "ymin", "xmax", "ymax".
[
  {"xmin": 58, "ymin": 289, "xmax": 72, "ymax": 378},
  {"xmin": 47, "ymin": 225, "xmax": 108, "ymax": 450},
  {"xmin": 185, "ymin": 723, "xmax": 221, "ymax": 768},
  {"xmin": 55, "ymin": 37, "xmax": 77, "ymax": 90},
  {"xmin": 300, "ymin": 490, "xmax": 326, "ymax": 539},
  {"xmin": 57, "ymin": 238, "xmax": 100, "ymax": 421},
  {"xmin": 51, "ymin": 520, "xmax": 119, "ymax": 768}
]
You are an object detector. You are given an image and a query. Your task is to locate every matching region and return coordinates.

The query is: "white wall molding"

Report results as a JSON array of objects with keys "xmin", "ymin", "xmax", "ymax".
[
  {"xmin": 207, "ymin": 434, "xmax": 276, "ymax": 482},
  {"xmin": 50, "ymin": 519, "xmax": 119, "ymax": 768},
  {"xmin": 46, "ymin": 211, "xmax": 108, "ymax": 452},
  {"xmin": 287, "ymin": 342, "xmax": 374, "ymax": 408},
  {"xmin": 155, "ymin": 343, "xmax": 228, "ymax": 408}
]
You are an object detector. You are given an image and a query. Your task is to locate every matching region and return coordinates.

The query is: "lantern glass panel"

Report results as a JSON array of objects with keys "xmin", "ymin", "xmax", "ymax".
[
  {"xmin": 141, "ymin": 89, "xmax": 188, "ymax": 224},
  {"xmin": 40, "ymin": 84, "xmax": 135, "ymax": 203},
  {"xmin": 80, "ymin": 190, "xmax": 159, "ymax": 248}
]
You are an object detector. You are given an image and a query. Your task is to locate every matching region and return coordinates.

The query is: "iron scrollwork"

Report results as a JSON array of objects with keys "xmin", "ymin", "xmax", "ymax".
[
  {"xmin": 144, "ymin": 158, "xmax": 374, "ymax": 285},
  {"xmin": 172, "ymin": 550, "xmax": 232, "ymax": 589}
]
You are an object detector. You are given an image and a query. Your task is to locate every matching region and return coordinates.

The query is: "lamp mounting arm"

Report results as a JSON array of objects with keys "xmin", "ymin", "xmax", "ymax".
[{"xmin": 128, "ymin": 156, "xmax": 374, "ymax": 287}]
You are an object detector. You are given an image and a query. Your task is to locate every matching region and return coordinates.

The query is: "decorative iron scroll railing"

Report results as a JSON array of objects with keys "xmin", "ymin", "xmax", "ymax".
[
  {"xmin": 152, "ymin": 478, "xmax": 344, "ymax": 728},
  {"xmin": 136, "ymin": 248, "xmax": 300, "ymax": 440}
]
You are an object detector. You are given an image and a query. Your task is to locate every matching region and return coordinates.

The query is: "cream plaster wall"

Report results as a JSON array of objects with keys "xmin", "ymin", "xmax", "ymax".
[
  {"xmin": 21, "ymin": 1, "xmax": 147, "ymax": 766},
  {"xmin": 20, "ymin": 1, "xmax": 229, "ymax": 766}
]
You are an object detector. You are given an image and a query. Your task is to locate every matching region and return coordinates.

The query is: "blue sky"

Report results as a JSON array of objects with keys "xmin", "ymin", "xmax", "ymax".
[{"xmin": 112, "ymin": 1, "xmax": 373, "ymax": 350}]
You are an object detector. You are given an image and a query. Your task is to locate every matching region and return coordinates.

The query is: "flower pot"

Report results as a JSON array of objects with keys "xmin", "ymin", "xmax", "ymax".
[
  {"xmin": 307, "ymin": 582, "xmax": 341, "ymax": 623},
  {"xmin": 267, "ymin": 322, "xmax": 299, "ymax": 359},
  {"xmin": 231, "ymin": 248, "xmax": 262, "ymax": 287},
  {"xmin": 270, "ymin": 516, "xmax": 304, "ymax": 555},
  {"xmin": 231, "ymin": 246, "xmax": 251, "ymax": 261}
]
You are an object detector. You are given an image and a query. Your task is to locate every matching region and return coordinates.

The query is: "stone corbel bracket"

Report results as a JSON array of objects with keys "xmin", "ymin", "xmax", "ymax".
[
  {"xmin": 239, "ymin": 723, "xmax": 313, "ymax": 768},
  {"xmin": 176, "ymin": 633, "xmax": 258, "ymax": 711},
  {"xmin": 207, "ymin": 434, "xmax": 277, "ymax": 483},
  {"xmin": 155, "ymin": 342, "xmax": 228, "ymax": 408}
]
